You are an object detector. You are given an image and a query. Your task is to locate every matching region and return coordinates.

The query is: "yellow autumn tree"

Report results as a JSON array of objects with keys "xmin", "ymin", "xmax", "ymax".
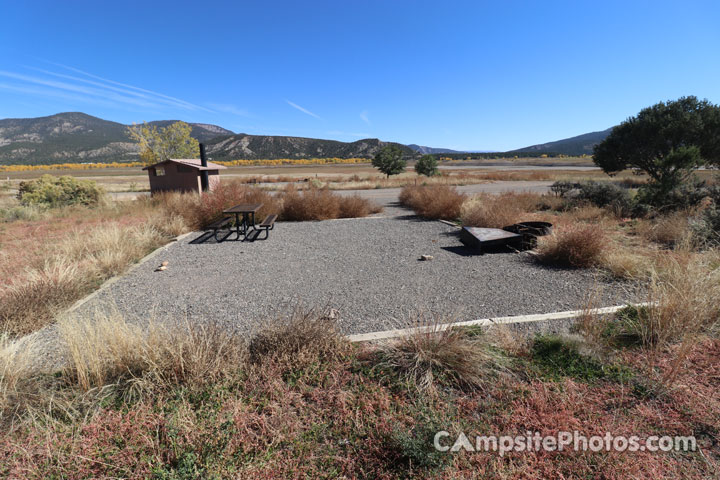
[{"xmin": 127, "ymin": 121, "xmax": 199, "ymax": 165}]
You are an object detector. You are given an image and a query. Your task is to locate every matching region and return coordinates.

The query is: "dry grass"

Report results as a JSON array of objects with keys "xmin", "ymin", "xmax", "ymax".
[
  {"xmin": 58, "ymin": 311, "xmax": 247, "ymax": 395},
  {"xmin": 564, "ymin": 205, "xmax": 610, "ymax": 223},
  {"xmin": 152, "ymin": 183, "xmax": 380, "ymax": 224},
  {"xmin": 338, "ymin": 194, "xmax": 383, "ymax": 218},
  {"xmin": 483, "ymin": 324, "xmax": 529, "ymax": 356},
  {"xmin": 0, "ymin": 311, "xmax": 247, "ymax": 422},
  {"xmin": 59, "ymin": 223, "xmax": 167, "ymax": 278},
  {"xmin": 280, "ymin": 186, "xmax": 340, "ymax": 220},
  {"xmin": 0, "ymin": 309, "xmax": 351, "ymax": 423},
  {"xmin": 248, "ymin": 309, "xmax": 350, "ymax": 368},
  {"xmin": 149, "ymin": 181, "xmax": 281, "ymax": 229},
  {"xmin": 601, "ymin": 245, "xmax": 652, "ymax": 279},
  {"xmin": 635, "ymin": 210, "xmax": 693, "ymax": 248},
  {"xmin": 461, "ymin": 195, "xmax": 523, "ymax": 228},
  {"xmin": 460, "ymin": 192, "xmax": 561, "ymax": 228},
  {"xmin": 0, "ymin": 220, "xmax": 176, "ymax": 336},
  {"xmin": 398, "ymin": 184, "xmax": 466, "ymax": 220},
  {"xmin": 574, "ymin": 289, "xmax": 611, "ymax": 347},
  {"xmin": 536, "ymin": 224, "xmax": 607, "ymax": 268},
  {"xmin": 578, "ymin": 254, "xmax": 720, "ymax": 391},
  {"xmin": 0, "ymin": 261, "xmax": 87, "ymax": 335},
  {"xmin": 0, "ymin": 334, "xmax": 38, "ymax": 412},
  {"xmin": 0, "ymin": 302, "xmax": 718, "ymax": 476},
  {"xmin": 379, "ymin": 316, "xmax": 510, "ymax": 392},
  {"xmin": 640, "ymin": 255, "xmax": 720, "ymax": 347}
]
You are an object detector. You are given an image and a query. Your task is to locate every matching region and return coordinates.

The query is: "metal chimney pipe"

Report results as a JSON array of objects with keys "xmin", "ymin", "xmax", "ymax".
[{"xmin": 199, "ymin": 143, "xmax": 210, "ymax": 192}]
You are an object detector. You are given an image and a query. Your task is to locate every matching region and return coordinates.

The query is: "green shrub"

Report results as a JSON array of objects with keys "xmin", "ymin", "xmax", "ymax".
[
  {"xmin": 415, "ymin": 154, "xmax": 439, "ymax": 177},
  {"xmin": 550, "ymin": 180, "xmax": 578, "ymax": 197},
  {"xmin": 690, "ymin": 204, "xmax": 720, "ymax": 246},
  {"xmin": 636, "ymin": 178, "xmax": 717, "ymax": 211},
  {"xmin": 386, "ymin": 410, "xmax": 453, "ymax": 471},
  {"xmin": 17, "ymin": 175, "xmax": 104, "ymax": 207},
  {"xmin": 573, "ymin": 181, "xmax": 632, "ymax": 214}
]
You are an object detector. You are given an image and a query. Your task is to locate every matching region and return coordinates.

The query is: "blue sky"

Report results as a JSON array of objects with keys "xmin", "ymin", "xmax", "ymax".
[{"xmin": 1, "ymin": 0, "xmax": 718, "ymax": 151}]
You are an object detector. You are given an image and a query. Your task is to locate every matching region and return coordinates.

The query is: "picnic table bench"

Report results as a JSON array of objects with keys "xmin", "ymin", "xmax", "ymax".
[
  {"xmin": 255, "ymin": 214, "xmax": 277, "ymax": 240},
  {"xmin": 207, "ymin": 217, "xmax": 233, "ymax": 241}
]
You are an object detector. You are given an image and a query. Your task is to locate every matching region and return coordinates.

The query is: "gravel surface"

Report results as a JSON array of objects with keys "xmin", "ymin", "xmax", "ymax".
[{"xmin": 74, "ymin": 209, "xmax": 637, "ymax": 336}]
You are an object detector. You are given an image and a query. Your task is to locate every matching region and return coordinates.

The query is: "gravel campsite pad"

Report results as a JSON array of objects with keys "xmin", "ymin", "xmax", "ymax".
[{"xmin": 76, "ymin": 211, "xmax": 637, "ymax": 335}]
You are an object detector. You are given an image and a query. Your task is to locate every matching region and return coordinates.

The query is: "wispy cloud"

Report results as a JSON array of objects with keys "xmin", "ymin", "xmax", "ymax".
[
  {"xmin": 0, "ymin": 63, "xmax": 217, "ymax": 114},
  {"xmin": 360, "ymin": 110, "xmax": 371, "ymax": 125},
  {"xmin": 206, "ymin": 103, "xmax": 251, "ymax": 116},
  {"xmin": 286, "ymin": 100, "xmax": 321, "ymax": 119},
  {"xmin": 0, "ymin": 70, "xmax": 162, "ymax": 109},
  {"xmin": 0, "ymin": 81, "xmax": 122, "ymax": 109},
  {"xmin": 44, "ymin": 61, "xmax": 212, "ymax": 112}
]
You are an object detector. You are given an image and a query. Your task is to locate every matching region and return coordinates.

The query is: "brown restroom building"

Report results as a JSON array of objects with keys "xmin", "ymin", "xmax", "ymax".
[{"xmin": 143, "ymin": 158, "xmax": 226, "ymax": 194}]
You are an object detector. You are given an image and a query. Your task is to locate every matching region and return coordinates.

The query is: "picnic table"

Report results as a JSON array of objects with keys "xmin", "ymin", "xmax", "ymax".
[
  {"xmin": 205, "ymin": 203, "xmax": 277, "ymax": 242},
  {"xmin": 223, "ymin": 203, "xmax": 263, "ymax": 238}
]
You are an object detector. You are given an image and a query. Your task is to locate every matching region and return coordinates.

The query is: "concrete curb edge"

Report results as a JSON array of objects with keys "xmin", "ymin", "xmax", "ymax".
[{"xmin": 346, "ymin": 302, "xmax": 650, "ymax": 342}]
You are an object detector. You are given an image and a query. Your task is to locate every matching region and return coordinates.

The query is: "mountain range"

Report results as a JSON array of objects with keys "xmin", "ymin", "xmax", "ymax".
[
  {"xmin": 205, "ymin": 134, "xmax": 412, "ymax": 162},
  {"xmin": 510, "ymin": 128, "xmax": 613, "ymax": 156},
  {"xmin": 0, "ymin": 112, "xmax": 612, "ymax": 165},
  {"xmin": 0, "ymin": 113, "xmax": 234, "ymax": 165}
]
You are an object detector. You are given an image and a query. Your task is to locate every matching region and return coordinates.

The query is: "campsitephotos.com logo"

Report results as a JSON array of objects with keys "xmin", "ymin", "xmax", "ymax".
[{"xmin": 434, "ymin": 431, "xmax": 697, "ymax": 456}]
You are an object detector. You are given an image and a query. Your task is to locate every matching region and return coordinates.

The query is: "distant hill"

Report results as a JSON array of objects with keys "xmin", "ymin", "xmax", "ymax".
[
  {"xmin": 407, "ymin": 144, "xmax": 464, "ymax": 155},
  {"xmin": 509, "ymin": 128, "xmax": 613, "ymax": 156},
  {"xmin": 0, "ymin": 112, "xmax": 414, "ymax": 165},
  {"xmin": 0, "ymin": 112, "xmax": 233, "ymax": 165},
  {"xmin": 205, "ymin": 134, "xmax": 414, "ymax": 161}
]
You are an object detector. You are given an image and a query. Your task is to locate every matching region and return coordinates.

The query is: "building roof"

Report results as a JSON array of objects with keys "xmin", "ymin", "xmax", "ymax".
[{"xmin": 142, "ymin": 158, "xmax": 227, "ymax": 171}]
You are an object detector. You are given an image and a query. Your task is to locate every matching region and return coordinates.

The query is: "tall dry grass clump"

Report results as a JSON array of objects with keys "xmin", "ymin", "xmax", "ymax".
[
  {"xmin": 601, "ymin": 244, "xmax": 652, "ymax": 280},
  {"xmin": 58, "ymin": 311, "xmax": 247, "ymax": 394},
  {"xmin": 338, "ymin": 194, "xmax": 383, "ymax": 218},
  {"xmin": 0, "ymin": 261, "xmax": 86, "ymax": 335},
  {"xmin": 379, "ymin": 317, "xmax": 509, "ymax": 391},
  {"xmin": 58, "ymin": 223, "xmax": 167, "ymax": 278},
  {"xmin": 639, "ymin": 256, "xmax": 720, "ymax": 347},
  {"xmin": 0, "ymin": 334, "xmax": 38, "ymax": 412},
  {"xmin": 536, "ymin": 224, "xmax": 607, "ymax": 268},
  {"xmin": 461, "ymin": 195, "xmax": 521, "ymax": 228},
  {"xmin": 582, "ymin": 254, "xmax": 720, "ymax": 390},
  {"xmin": 280, "ymin": 186, "xmax": 379, "ymax": 221},
  {"xmin": 399, "ymin": 184, "xmax": 465, "ymax": 220},
  {"xmin": 565, "ymin": 205, "xmax": 610, "ymax": 223},
  {"xmin": 460, "ymin": 192, "xmax": 559, "ymax": 228},
  {"xmin": 248, "ymin": 309, "xmax": 350, "ymax": 368},
  {"xmin": 280, "ymin": 186, "xmax": 339, "ymax": 220},
  {"xmin": 635, "ymin": 211, "xmax": 693, "ymax": 248}
]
